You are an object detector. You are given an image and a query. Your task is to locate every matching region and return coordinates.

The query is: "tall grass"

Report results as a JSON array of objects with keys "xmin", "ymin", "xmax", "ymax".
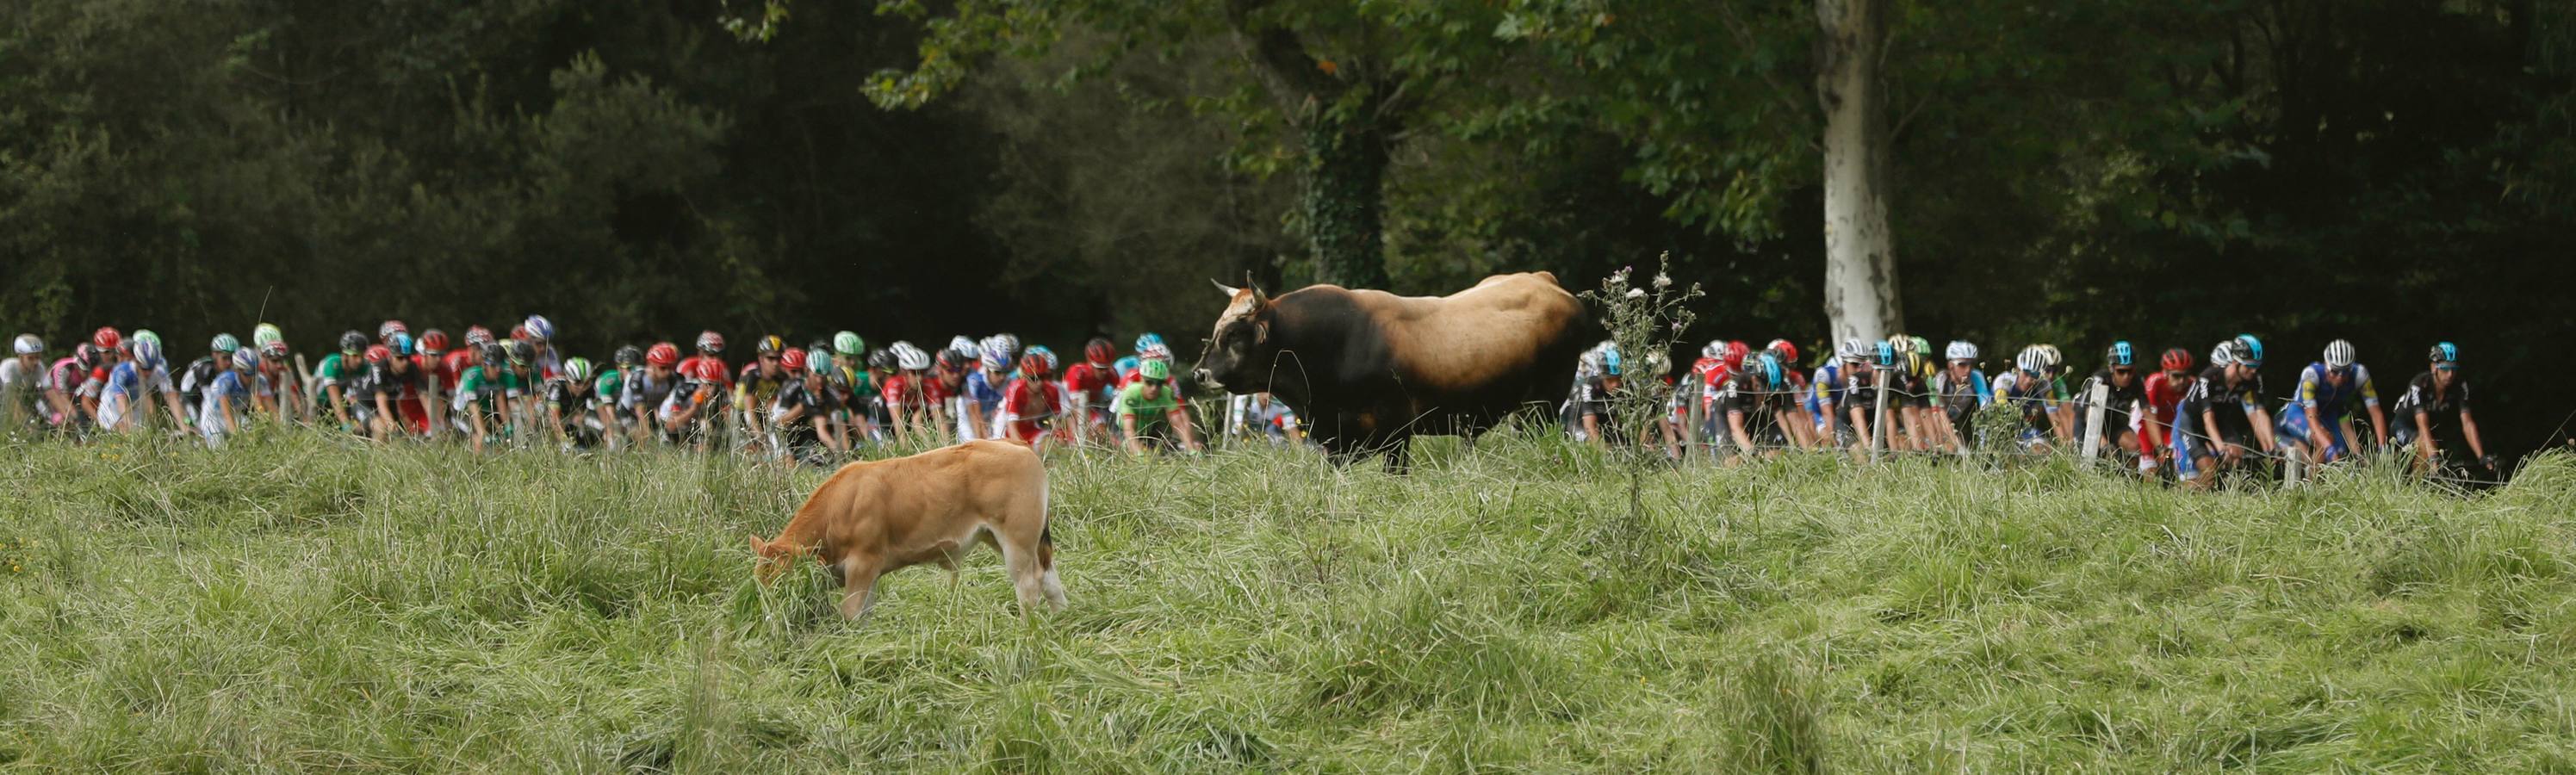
[{"xmin": 3, "ymin": 427, "xmax": 2574, "ymax": 772}]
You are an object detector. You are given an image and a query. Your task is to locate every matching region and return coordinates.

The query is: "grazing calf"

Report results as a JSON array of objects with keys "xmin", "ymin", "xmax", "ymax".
[{"xmin": 748, "ymin": 439, "xmax": 1064, "ymax": 619}]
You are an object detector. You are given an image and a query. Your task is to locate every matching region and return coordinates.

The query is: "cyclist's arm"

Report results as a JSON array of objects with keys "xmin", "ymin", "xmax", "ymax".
[
  {"xmin": 2365, "ymin": 403, "xmax": 2390, "ymax": 448},
  {"xmin": 2247, "ymin": 403, "xmax": 2277, "ymax": 452},
  {"xmin": 1728, "ymin": 410, "xmax": 1756, "ymax": 454},
  {"xmin": 1120, "ymin": 412, "xmax": 1145, "ymax": 455},
  {"xmin": 2461, "ymin": 407, "xmax": 2486, "ymax": 459}
]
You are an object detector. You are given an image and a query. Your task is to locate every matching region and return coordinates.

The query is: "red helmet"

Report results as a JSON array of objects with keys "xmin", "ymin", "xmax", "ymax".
[
  {"xmin": 2160, "ymin": 347, "xmax": 2195, "ymax": 373},
  {"xmin": 92, "ymin": 327, "xmax": 121, "ymax": 350},
  {"xmin": 1084, "ymin": 337, "xmax": 1114, "ymax": 365},
  {"xmin": 646, "ymin": 342, "xmax": 680, "ymax": 367},
  {"xmin": 378, "ymin": 319, "xmax": 408, "ymax": 343},
  {"xmin": 1723, "ymin": 340, "xmax": 1751, "ymax": 370},
  {"xmin": 1021, "ymin": 352, "xmax": 1051, "ymax": 376},
  {"xmin": 696, "ymin": 331, "xmax": 725, "ymax": 354},
  {"xmin": 508, "ymin": 324, "xmax": 530, "ymax": 342},
  {"xmin": 1766, "ymin": 338, "xmax": 1798, "ymax": 363},
  {"xmin": 364, "ymin": 344, "xmax": 392, "ymax": 363},
  {"xmin": 691, "ymin": 358, "xmax": 729, "ymax": 382},
  {"xmin": 779, "ymin": 348, "xmax": 809, "ymax": 373},
  {"xmin": 419, "ymin": 329, "xmax": 450, "ymax": 353},
  {"xmin": 464, "ymin": 326, "xmax": 495, "ymax": 347}
]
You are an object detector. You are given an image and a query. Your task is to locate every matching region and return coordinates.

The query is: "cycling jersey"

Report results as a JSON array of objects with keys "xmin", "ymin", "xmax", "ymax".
[
  {"xmin": 771, "ymin": 378, "xmax": 841, "ymax": 449},
  {"xmin": 2176, "ymin": 365, "xmax": 2265, "ymax": 443},
  {"xmin": 438, "ymin": 350, "xmax": 475, "ymax": 394},
  {"xmin": 2076, "ymin": 369, "xmax": 2145, "ymax": 439},
  {"xmin": 996, "ymin": 376, "xmax": 1071, "ymax": 443},
  {"xmin": 621, "ymin": 370, "xmax": 680, "ymax": 417},
  {"xmin": 1063, "ymin": 362, "xmax": 1116, "ymax": 405},
  {"xmin": 1571, "ymin": 376, "xmax": 1619, "ymax": 425},
  {"xmin": 1806, "ymin": 363, "xmax": 1846, "ymax": 428},
  {"xmin": 314, "ymin": 353, "xmax": 359, "ymax": 388},
  {"xmin": 593, "ymin": 367, "xmax": 624, "ymax": 409},
  {"xmin": 659, "ymin": 378, "xmax": 728, "ymax": 426},
  {"xmin": 2141, "ymin": 372, "xmax": 2188, "ymax": 436},
  {"xmin": 1116, "ymin": 381, "xmax": 1183, "ymax": 431},
  {"xmin": 2394, "ymin": 372, "xmax": 2470, "ymax": 436},
  {"xmin": 965, "ymin": 369, "xmax": 1009, "ymax": 427},
  {"xmin": 544, "ymin": 378, "xmax": 608, "ymax": 418},
  {"xmin": 96, "ymin": 363, "xmax": 157, "ymax": 429},
  {"xmin": 196, "ymin": 369, "xmax": 260, "ymax": 435},
  {"xmin": 735, "ymin": 363, "xmax": 791, "ymax": 419},
  {"xmin": 179, "ymin": 356, "xmax": 225, "ymax": 410},
  {"xmin": 1, "ymin": 357, "xmax": 53, "ymax": 422},
  {"xmin": 1714, "ymin": 370, "xmax": 1796, "ymax": 448},
  {"xmin": 452, "ymin": 367, "xmax": 522, "ymax": 414},
  {"xmin": 1930, "ymin": 369, "xmax": 1991, "ymax": 426},
  {"xmin": 2294, "ymin": 363, "xmax": 2379, "ymax": 419}
]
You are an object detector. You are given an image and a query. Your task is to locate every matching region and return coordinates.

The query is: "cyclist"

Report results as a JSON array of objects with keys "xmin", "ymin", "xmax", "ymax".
[
  {"xmin": 193, "ymin": 346, "xmax": 264, "ymax": 449},
  {"xmin": 313, "ymin": 331, "xmax": 371, "ymax": 432},
  {"xmin": 736, "ymin": 336, "xmax": 794, "ymax": 447},
  {"xmin": 374, "ymin": 333, "xmax": 437, "ymax": 438},
  {"xmin": 659, "ymin": 357, "xmax": 733, "ymax": 453},
  {"xmin": 444, "ymin": 326, "xmax": 492, "ymax": 394},
  {"xmin": 2278, "ymin": 339, "xmax": 2390, "ymax": 467},
  {"xmin": 827, "ymin": 332, "xmax": 878, "ymax": 443},
  {"xmin": 1884, "ymin": 336, "xmax": 1937, "ymax": 451},
  {"xmin": 3, "ymin": 334, "xmax": 74, "ymax": 431},
  {"xmin": 543, "ymin": 356, "xmax": 611, "ymax": 450},
  {"xmin": 2393, "ymin": 342, "xmax": 2492, "ymax": 479},
  {"xmin": 451, "ymin": 343, "xmax": 520, "ymax": 453},
  {"xmin": 177, "ymin": 333, "xmax": 238, "ymax": 423},
  {"xmin": 932, "ymin": 343, "xmax": 975, "ymax": 439},
  {"xmin": 678, "ymin": 331, "xmax": 732, "ymax": 394},
  {"xmin": 996, "ymin": 349, "xmax": 1071, "ymax": 448},
  {"xmin": 1230, "ymin": 391, "xmax": 1302, "ymax": 445},
  {"xmin": 1929, "ymin": 341, "xmax": 1990, "ymax": 453},
  {"xmin": 1716, "ymin": 351, "xmax": 1802, "ymax": 463},
  {"xmin": 1764, "ymin": 339, "xmax": 1819, "ymax": 449},
  {"xmin": 960, "ymin": 337, "xmax": 1015, "ymax": 441},
  {"xmin": 1990, "ymin": 347, "xmax": 2066, "ymax": 453},
  {"xmin": 1809, "ymin": 338, "xmax": 1864, "ymax": 451},
  {"xmin": 523, "ymin": 315, "xmax": 562, "ymax": 378},
  {"xmin": 117, "ymin": 328, "xmax": 191, "ymax": 431},
  {"xmin": 378, "ymin": 320, "xmax": 408, "ymax": 348},
  {"xmin": 2173, "ymin": 338, "xmax": 2277, "ymax": 489},
  {"xmin": 877, "ymin": 342, "xmax": 935, "ymax": 444},
  {"xmin": 96, "ymin": 338, "xmax": 171, "ymax": 434},
  {"xmin": 2075, "ymin": 341, "xmax": 2148, "ymax": 465},
  {"xmin": 620, "ymin": 343, "xmax": 684, "ymax": 447},
  {"xmin": 1061, "ymin": 338, "xmax": 1120, "ymax": 445},
  {"xmin": 1571, "ymin": 343, "xmax": 1625, "ymax": 449},
  {"xmin": 1117, "ymin": 357, "xmax": 1200, "ymax": 455},
  {"xmin": 2139, "ymin": 348, "xmax": 2196, "ymax": 476},
  {"xmin": 770, "ymin": 348, "xmax": 848, "ymax": 463}
]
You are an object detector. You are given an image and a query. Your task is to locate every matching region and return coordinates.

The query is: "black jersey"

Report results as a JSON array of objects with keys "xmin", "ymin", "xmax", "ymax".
[{"xmin": 2395, "ymin": 372, "xmax": 2471, "ymax": 432}]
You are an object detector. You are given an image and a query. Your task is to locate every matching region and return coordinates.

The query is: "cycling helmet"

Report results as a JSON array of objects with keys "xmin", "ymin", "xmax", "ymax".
[
  {"xmin": 834, "ymin": 332, "xmax": 864, "ymax": 357},
  {"xmin": 1030, "ymin": 345, "xmax": 1058, "ymax": 373},
  {"xmin": 261, "ymin": 340, "xmax": 288, "ymax": 359},
  {"xmin": 1134, "ymin": 332, "xmax": 1165, "ymax": 353},
  {"xmin": 893, "ymin": 342, "xmax": 931, "ymax": 371},
  {"xmin": 936, "ymin": 346, "xmax": 972, "ymax": 370},
  {"xmin": 691, "ymin": 358, "xmax": 729, "ymax": 382},
  {"xmin": 92, "ymin": 327, "xmax": 121, "ymax": 350},
  {"xmin": 1910, "ymin": 336, "xmax": 1932, "ymax": 359},
  {"xmin": 985, "ymin": 333, "xmax": 1021, "ymax": 362},
  {"xmin": 2035, "ymin": 344, "xmax": 2064, "ymax": 371},
  {"xmin": 564, "ymin": 356, "xmax": 595, "ymax": 382},
  {"xmin": 754, "ymin": 335, "xmax": 785, "ymax": 356},
  {"xmin": 866, "ymin": 349, "xmax": 895, "ymax": 371},
  {"xmin": 771, "ymin": 347, "xmax": 800, "ymax": 373},
  {"xmin": 253, "ymin": 323, "xmax": 284, "ymax": 350},
  {"xmin": 2014, "ymin": 348, "xmax": 2045, "ymax": 375},
  {"xmin": 825, "ymin": 367, "xmax": 851, "ymax": 391},
  {"xmin": 1722, "ymin": 341, "xmax": 1750, "ymax": 371},
  {"xmin": 506, "ymin": 340, "xmax": 536, "ymax": 366},
  {"xmin": 523, "ymin": 315, "xmax": 554, "ymax": 342},
  {"xmin": 2208, "ymin": 343, "xmax": 2235, "ymax": 368},
  {"xmin": 1598, "ymin": 343, "xmax": 1624, "ymax": 376},
  {"xmin": 509, "ymin": 324, "xmax": 529, "ymax": 342},
  {"xmin": 2323, "ymin": 339, "xmax": 2356, "ymax": 369},
  {"xmin": 2223, "ymin": 338, "xmax": 2256, "ymax": 366},
  {"xmin": 479, "ymin": 343, "xmax": 508, "ymax": 368},
  {"xmin": 2429, "ymin": 341, "xmax": 2459, "ymax": 363},
  {"xmin": 1945, "ymin": 340, "xmax": 1977, "ymax": 361},
  {"xmin": 363, "ymin": 344, "xmax": 391, "ymax": 364},
  {"xmin": 419, "ymin": 329, "xmax": 450, "ymax": 355},
  {"xmin": 981, "ymin": 340, "xmax": 1013, "ymax": 371},
  {"xmin": 211, "ymin": 333, "xmax": 240, "ymax": 354},
  {"xmin": 646, "ymin": 343, "xmax": 680, "ymax": 367},
  {"xmin": 338, "ymin": 331, "xmax": 369, "ymax": 354},
  {"xmin": 1084, "ymin": 338, "xmax": 1114, "ymax": 364},
  {"xmin": 389, "ymin": 332, "xmax": 415, "ymax": 356},
  {"xmin": 1020, "ymin": 352, "xmax": 1049, "ymax": 376},
  {"xmin": 2107, "ymin": 340, "xmax": 2136, "ymax": 368},
  {"xmin": 132, "ymin": 330, "xmax": 160, "ymax": 352},
  {"xmin": 1755, "ymin": 352, "xmax": 1785, "ymax": 389},
  {"xmin": 11, "ymin": 334, "xmax": 40, "ymax": 355},
  {"xmin": 613, "ymin": 344, "xmax": 642, "ymax": 368},
  {"xmin": 1765, "ymin": 339, "xmax": 1798, "ymax": 363},
  {"xmin": 1139, "ymin": 357, "xmax": 1171, "ymax": 381},
  {"xmin": 947, "ymin": 335, "xmax": 979, "ymax": 357},
  {"xmin": 1873, "ymin": 340, "xmax": 1898, "ymax": 368},
  {"xmin": 2160, "ymin": 347, "xmax": 2195, "ymax": 373},
  {"xmin": 464, "ymin": 326, "xmax": 495, "ymax": 347},
  {"xmin": 1702, "ymin": 340, "xmax": 1729, "ymax": 360},
  {"xmin": 72, "ymin": 344, "xmax": 99, "ymax": 373},
  {"xmin": 696, "ymin": 331, "xmax": 725, "ymax": 354},
  {"xmin": 2233, "ymin": 334, "xmax": 2263, "ymax": 363},
  {"xmin": 1837, "ymin": 337, "xmax": 1867, "ymax": 363},
  {"xmin": 379, "ymin": 320, "xmax": 408, "ymax": 343},
  {"xmin": 129, "ymin": 339, "xmax": 162, "ymax": 370},
  {"xmin": 1887, "ymin": 334, "xmax": 1915, "ymax": 354},
  {"xmin": 233, "ymin": 347, "xmax": 258, "ymax": 369}
]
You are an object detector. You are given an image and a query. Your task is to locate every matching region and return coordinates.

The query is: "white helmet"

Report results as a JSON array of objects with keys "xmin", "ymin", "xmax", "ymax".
[
  {"xmin": 1701, "ymin": 339, "xmax": 1728, "ymax": 360},
  {"xmin": 1944, "ymin": 340, "xmax": 1977, "ymax": 361},
  {"xmin": 2014, "ymin": 349, "xmax": 2045, "ymax": 375},
  {"xmin": 892, "ymin": 342, "xmax": 931, "ymax": 371},
  {"xmin": 2324, "ymin": 339, "xmax": 2356, "ymax": 369},
  {"xmin": 947, "ymin": 336, "xmax": 978, "ymax": 360},
  {"xmin": 2208, "ymin": 342, "xmax": 2235, "ymax": 368},
  {"xmin": 2033, "ymin": 344, "xmax": 2063, "ymax": 370},
  {"xmin": 11, "ymin": 334, "xmax": 40, "ymax": 355},
  {"xmin": 1837, "ymin": 337, "xmax": 1867, "ymax": 363}
]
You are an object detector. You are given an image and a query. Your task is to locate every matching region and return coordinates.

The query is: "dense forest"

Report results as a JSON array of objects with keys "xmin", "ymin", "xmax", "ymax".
[{"xmin": 4, "ymin": 0, "xmax": 2572, "ymax": 457}]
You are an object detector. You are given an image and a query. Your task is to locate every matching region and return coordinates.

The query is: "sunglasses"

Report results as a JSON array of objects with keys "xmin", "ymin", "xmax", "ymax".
[
  {"xmin": 2111, "ymin": 367, "xmax": 2135, "ymax": 375},
  {"xmin": 2435, "ymin": 363, "xmax": 2458, "ymax": 371}
]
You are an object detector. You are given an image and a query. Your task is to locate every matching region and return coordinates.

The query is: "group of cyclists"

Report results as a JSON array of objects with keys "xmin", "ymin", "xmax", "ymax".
[
  {"xmin": 1, "ymin": 319, "xmax": 1307, "ymax": 462},
  {"xmin": 1568, "ymin": 333, "xmax": 2495, "ymax": 487}
]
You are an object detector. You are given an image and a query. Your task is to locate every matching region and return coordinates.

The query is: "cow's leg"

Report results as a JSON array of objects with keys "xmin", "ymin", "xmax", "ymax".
[
  {"xmin": 1382, "ymin": 435, "xmax": 1414, "ymax": 475},
  {"xmin": 996, "ymin": 536, "xmax": 1051, "ymax": 617},
  {"xmin": 837, "ymin": 555, "xmax": 885, "ymax": 621}
]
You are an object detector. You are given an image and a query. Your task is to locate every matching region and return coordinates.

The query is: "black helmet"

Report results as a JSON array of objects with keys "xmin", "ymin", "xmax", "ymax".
[
  {"xmin": 614, "ymin": 344, "xmax": 643, "ymax": 368},
  {"xmin": 865, "ymin": 349, "xmax": 895, "ymax": 371},
  {"xmin": 506, "ymin": 339, "xmax": 536, "ymax": 366},
  {"xmin": 478, "ymin": 343, "xmax": 506, "ymax": 366},
  {"xmin": 338, "ymin": 330, "xmax": 369, "ymax": 353},
  {"xmin": 936, "ymin": 347, "xmax": 971, "ymax": 370}
]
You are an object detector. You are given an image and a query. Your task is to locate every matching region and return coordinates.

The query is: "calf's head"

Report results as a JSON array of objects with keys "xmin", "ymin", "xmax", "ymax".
[
  {"xmin": 747, "ymin": 535, "xmax": 806, "ymax": 585},
  {"xmin": 1193, "ymin": 280, "xmax": 1276, "ymax": 394}
]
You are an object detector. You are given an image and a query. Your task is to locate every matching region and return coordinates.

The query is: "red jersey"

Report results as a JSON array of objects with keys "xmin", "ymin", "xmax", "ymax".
[
  {"xmin": 997, "ymin": 378, "xmax": 1070, "ymax": 443},
  {"xmin": 1062, "ymin": 361, "xmax": 1115, "ymax": 401},
  {"xmin": 440, "ymin": 350, "xmax": 476, "ymax": 394},
  {"xmin": 678, "ymin": 355, "xmax": 734, "ymax": 390},
  {"xmin": 2143, "ymin": 372, "xmax": 2188, "ymax": 433},
  {"xmin": 884, "ymin": 373, "xmax": 952, "ymax": 409}
]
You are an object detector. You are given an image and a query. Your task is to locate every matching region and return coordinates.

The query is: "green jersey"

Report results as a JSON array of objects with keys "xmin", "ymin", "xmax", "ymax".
[
  {"xmin": 314, "ymin": 353, "xmax": 357, "ymax": 387},
  {"xmin": 1116, "ymin": 381, "xmax": 1181, "ymax": 426},
  {"xmin": 594, "ymin": 368, "xmax": 625, "ymax": 404},
  {"xmin": 453, "ymin": 367, "xmax": 523, "ymax": 414}
]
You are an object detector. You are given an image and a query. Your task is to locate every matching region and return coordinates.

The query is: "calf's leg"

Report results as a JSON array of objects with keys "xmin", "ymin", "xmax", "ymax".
[{"xmin": 837, "ymin": 556, "xmax": 885, "ymax": 620}]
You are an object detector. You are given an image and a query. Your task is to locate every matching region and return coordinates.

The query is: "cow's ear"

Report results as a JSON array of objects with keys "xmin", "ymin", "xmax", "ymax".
[
  {"xmin": 1211, "ymin": 278, "xmax": 1241, "ymax": 299},
  {"xmin": 747, "ymin": 534, "xmax": 767, "ymax": 555}
]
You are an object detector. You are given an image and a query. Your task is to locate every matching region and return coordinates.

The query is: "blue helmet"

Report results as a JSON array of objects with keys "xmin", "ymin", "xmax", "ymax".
[
  {"xmin": 1872, "ymin": 340, "xmax": 1897, "ymax": 368},
  {"xmin": 2429, "ymin": 341, "xmax": 2459, "ymax": 363},
  {"xmin": 1133, "ymin": 332, "xmax": 1164, "ymax": 353},
  {"xmin": 2234, "ymin": 334, "xmax": 2264, "ymax": 364},
  {"xmin": 130, "ymin": 338, "xmax": 164, "ymax": 370},
  {"xmin": 523, "ymin": 314, "xmax": 555, "ymax": 342},
  {"xmin": 390, "ymin": 332, "xmax": 416, "ymax": 356},
  {"xmin": 2107, "ymin": 340, "xmax": 2135, "ymax": 367},
  {"xmin": 1600, "ymin": 344, "xmax": 1623, "ymax": 376},
  {"xmin": 1755, "ymin": 352, "xmax": 1785, "ymax": 388}
]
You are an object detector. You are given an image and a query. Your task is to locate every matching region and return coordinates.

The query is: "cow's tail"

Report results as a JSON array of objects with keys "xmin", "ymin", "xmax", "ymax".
[{"xmin": 1039, "ymin": 521, "xmax": 1055, "ymax": 572}]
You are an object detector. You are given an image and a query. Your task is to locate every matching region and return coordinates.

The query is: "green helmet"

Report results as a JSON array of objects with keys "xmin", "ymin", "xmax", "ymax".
[
  {"xmin": 564, "ymin": 356, "xmax": 594, "ymax": 383},
  {"xmin": 810, "ymin": 350, "xmax": 835, "ymax": 372},
  {"xmin": 253, "ymin": 323, "xmax": 284, "ymax": 350},
  {"xmin": 833, "ymin": 332, "xmax": 864, "ymax": 357},
  {"xmin": 211, "ymin": 332, "xmax": 240, "ymax": 353},
  {"xmin": 133, "ymin": 329, "xmax": 161, "ymax": 350},
  {"xmin": 1139, "ymin": 357, "xmax": 1171, "ymax": 381}
]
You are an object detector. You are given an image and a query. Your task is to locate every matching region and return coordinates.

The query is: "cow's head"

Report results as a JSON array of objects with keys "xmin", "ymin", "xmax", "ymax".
[
  {"xmin": 1193, "ymin": 279, "xmax": 1276, "ymax": 394},
  {"xmin": 747, "ymin": 534, "xmax": 806, "ymax": 585}
]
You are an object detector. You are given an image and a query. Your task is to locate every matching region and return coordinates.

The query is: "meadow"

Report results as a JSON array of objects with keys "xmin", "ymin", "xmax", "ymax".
[{"xmin": 4, "ymin": 427, "xmax": 2574, "ymax": 772}]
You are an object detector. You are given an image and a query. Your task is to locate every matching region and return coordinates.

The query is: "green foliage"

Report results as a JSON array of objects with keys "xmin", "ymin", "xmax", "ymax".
[{"xmin": 8, "ymin": 431, "xmax": 2576, "ymax": 770}]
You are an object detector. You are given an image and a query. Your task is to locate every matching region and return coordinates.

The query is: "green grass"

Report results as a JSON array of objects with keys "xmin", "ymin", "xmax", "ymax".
[{"xmin": 5, "ymin": 426, "xmax": 2576, "ymax": 772}]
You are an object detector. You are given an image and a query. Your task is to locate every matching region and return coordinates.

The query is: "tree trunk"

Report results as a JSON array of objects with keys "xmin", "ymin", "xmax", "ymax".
[
  {"xmin": 1300, "ymin": 108, "xmax": 1394, "ymax": 288},
  {"xmin": 1816, "ymin": 0, "xmax": 1903, "ymax": 344}
]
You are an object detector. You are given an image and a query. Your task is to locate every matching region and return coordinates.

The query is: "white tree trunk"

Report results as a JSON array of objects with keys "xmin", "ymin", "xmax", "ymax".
[{"xmin": 1816, "ymin": 0, "xmax": 1903, "ymax": 344}]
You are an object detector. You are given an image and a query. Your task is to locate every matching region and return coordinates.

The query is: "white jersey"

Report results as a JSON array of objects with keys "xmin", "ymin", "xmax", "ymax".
[{"xmin": 0, "ymin": 358, "xmax": 52, "ymax": 391}]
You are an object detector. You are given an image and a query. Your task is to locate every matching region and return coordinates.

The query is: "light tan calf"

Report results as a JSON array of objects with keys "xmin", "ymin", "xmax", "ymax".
[{"xmin": 749, "ymin": 439, "xmax": 1064, "ymax": 619}]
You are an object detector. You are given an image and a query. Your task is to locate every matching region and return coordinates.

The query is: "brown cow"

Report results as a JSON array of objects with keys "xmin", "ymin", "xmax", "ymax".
[{"xmin": 748, "ymin": 440, "xmax": 1064, "ymax": 619}]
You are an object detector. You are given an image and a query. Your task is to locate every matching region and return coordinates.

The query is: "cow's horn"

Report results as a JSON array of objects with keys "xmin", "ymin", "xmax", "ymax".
[{"xmin": 1212, "ymin": 278, "xmax": 1242, "ymax": 298}]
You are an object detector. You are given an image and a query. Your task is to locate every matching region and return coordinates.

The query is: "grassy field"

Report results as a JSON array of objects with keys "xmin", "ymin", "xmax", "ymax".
[{"xmin": 4, "ymin": 427, "xmax": 2575, "ymax": 772}]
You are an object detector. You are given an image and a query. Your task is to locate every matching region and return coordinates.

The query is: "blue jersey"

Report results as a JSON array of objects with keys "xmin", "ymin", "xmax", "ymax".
[
  {"xmin": 965, "ymin": 369, "xmax": 1008, "ymax": 418},
  {"xmin": 1806, "ymin": 363, "xmax": 1843, "ymax": 428},
  {"xmin": 2294, "ymin": 363, "xmax": 2378, "ymax": 419}
]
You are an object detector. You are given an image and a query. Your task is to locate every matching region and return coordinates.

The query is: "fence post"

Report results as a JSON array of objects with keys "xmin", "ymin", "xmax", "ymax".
[
  {"xmin": 2081, "ymin": 381, "xmax": 2109, "ymax": 465},
  {"xmin": 1871, "ymin": 365, "xmax": 1891, "ymax": 463}
]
